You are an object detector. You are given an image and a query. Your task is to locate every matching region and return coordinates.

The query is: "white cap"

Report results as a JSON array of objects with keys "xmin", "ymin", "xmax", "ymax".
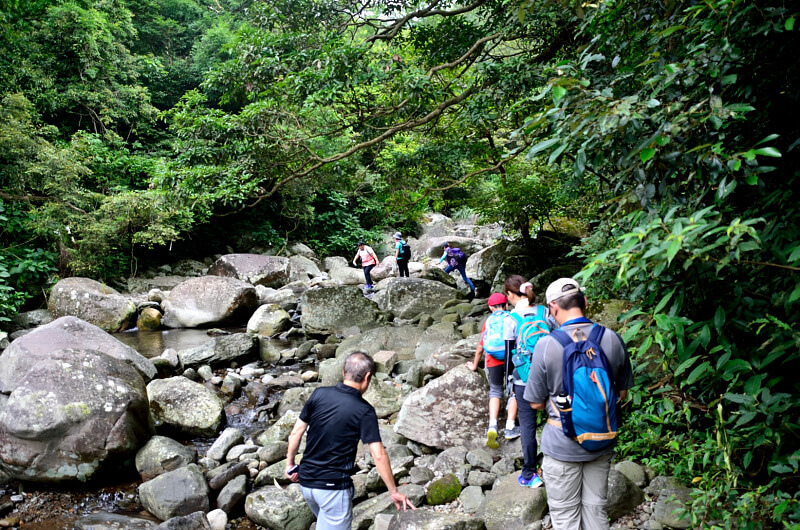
[{"xmin": 545, "ymin": 278, "xmax": 582, "ymax": 304}]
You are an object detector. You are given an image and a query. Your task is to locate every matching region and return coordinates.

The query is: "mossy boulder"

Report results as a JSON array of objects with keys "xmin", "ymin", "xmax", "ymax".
[{"xmin": 426, "ymin": 473, "xmax": 462, "ymax": 505}]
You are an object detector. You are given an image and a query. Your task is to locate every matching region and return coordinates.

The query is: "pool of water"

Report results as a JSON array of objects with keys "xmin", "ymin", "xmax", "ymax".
[{"xmin": 113, "ymin": 327, "xmax": 248, "ymax": 358}]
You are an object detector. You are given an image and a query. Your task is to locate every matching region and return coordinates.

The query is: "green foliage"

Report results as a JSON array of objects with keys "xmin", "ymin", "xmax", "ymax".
[{"xmin": 473, "ymin": 159, "xmax": 565, "ymax": 239}]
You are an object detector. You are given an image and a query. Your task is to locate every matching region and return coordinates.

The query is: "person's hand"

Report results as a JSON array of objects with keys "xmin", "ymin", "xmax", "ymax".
[
  {"xmin": 465, "ymin": 361, "xmax": 477, "ymax": 371},
  {"xmin": 285, "ymin": 464, "xmax": 299, "ymax": 483},
  {"xmin": 389, "ymin": 490, "xmax": 416, "ymax": 511}
]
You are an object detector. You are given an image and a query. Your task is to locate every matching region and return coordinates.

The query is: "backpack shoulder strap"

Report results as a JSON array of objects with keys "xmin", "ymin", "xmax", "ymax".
[
  {"xmin": 510, "ymin": 312, "xmax": 523, "ymax": 325},
  {"xmin": 549, "ymin": 328, "xmax": 573, "ymax": 348},
  {"xmin": 588, "ymin": 324, "xmax": 606, "ymax": 344}
]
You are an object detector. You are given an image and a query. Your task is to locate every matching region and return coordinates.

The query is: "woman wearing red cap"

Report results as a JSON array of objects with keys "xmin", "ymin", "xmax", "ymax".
[{"xmin": 466, "ymin": 292, "xmax": 519, "ymax": 449}]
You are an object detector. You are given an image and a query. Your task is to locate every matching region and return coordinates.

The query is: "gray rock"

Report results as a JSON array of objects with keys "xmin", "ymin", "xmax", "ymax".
[
  {"xmin": 606, "ymin": 469, "xmax": 645, "ymax": 521},
  {"xmin": 226, "ymin": 444, "xmax": 258, "ymax": 462},
  {"xmin": 615, "ymin": 460, "xmax": 647, "ymax": 487},
  {"xmin": 254, "ymin": 459, "xmax": 292, "ymax": 487},
  {"xmin": 414, "ymin": 322, "xmax": 462, "ymax": 361},
  {"xmin": 324, "ymin": 256, "xmax": 349, "ymax": 271},
  {"xmin": 289, "ymin": 255, "xmax": 322, "ymax": 282},
  {"xmin": 337, "ymin": 326, "xmax": 425, "ymax": 361},
  {"xmin": 136, "ymin": 436, "xmax": 198, "ymax": 481},
  {"xmin": 74, "ymin": 511, "xmax": 157, "ymax": 529},
  {"xmin": 352, "ymin": 484, "xmax": 426, "ymax": 530},
  {"xmin": 651, "ymin": 480, "xmax": 692, "ymax": 529},
  {"xmin": 409, "ymin": 466, "xmax": 434, "ymax": 485},
  {"xmin": 255, "ymin": 410, "xmax": 300, "ymax": 445},
  {"xmin": 287, "ymin": 242, "xmax": 317, "ymax": 261},
  {"xmin": 205, "ymin": 509, "xmax": 227, "ymax": 530},
  {"xmin": 209, "ymin": 254, "xmax": 290, "ymax": 287},
  {"xmin": 0, "ymin": 316, "xmax": 156, "ymax": 392},
  {"xmin": 363, "ymin": 380, "xmax": 404, "ymax": 419},
  {"xmin": 244, "ymin": 484, "xmax": 315, "ymax": 530},
  {"xmin": 432, "ymin": 446, "xmax": 468, "ymax": 476},
  {"xmin": 217, "ymin": 474, "xmax": 247, "ymax": 512},
  {"xmin": 476, "ymin": 471, "xmax": 547, "ymax": 529},
  {"xmin": 374, "ymin": 350, "xmax": 399, "ymax": 374},
  {"xmin": 257, "ymin": 287, "xmax": 298, "ymax": 311},
  {"xmin": 197, "ymin": 365, "xmax": 213, "ymax": 381},
  {"xmin": 9, "ymin": 309, "xmax": 53, "ymax": 331},
  {"xmin": 247, "ymin": 304, "xmax": 292, "ymax": 337},
  {"xmin": 490, "ymin": 457, "xmax": 516, "ymax": 476},
  {"xmin": 147, "ymin": 377, "xmax": 225, "ymax": 437},
  {"xmin": 154, "ymin": 511, "xmax": 211, "ymax": 530},
  {"xmin": 387, "ymin": 510, "xmax": 485, "ymax": 529},
  {"xmin": 258, "ymin": 442, "xmax": 289, "ymax": 465},
  {"xmin": 465, "ymin": 240, "xmax": 523, "ymax": 283},
  {"xmin": 375, "ymin": 278, "xmax": 462, "ymax": 320},
  {"xmin": 178, "ymin": 333, "xmax": 258, "ymax": 368},
  {"xmin": 319, "ymin": 356, "xmax": 346, "ymax": 386},
  {"xmin": 300, "ymin": 286, "xmax": 380, "ymax": 336},
  {"xmin": 466, "ymin": 449, "xmax": 493, "ymax": 472},
  {"xmin": 206, "ymin": 427, "xmax": 244, "ymax": 461},
  {"xmin": 138, "ymin": 464, "xmax": 210, "ymax": 521},
  {"xmin": 0, "ymin": 348, "xmax": 151, "ymax": 483},
  {"xmin": 394, "ymin": 366, "xmax": 489, "ymax": 450},
  {"xmin": 277, "ymin": 387, "xmax": 314, "ymax": 417},
  {"xmin": 162, "ymin": 276, "xmax": 258, "ymax": 328},
  {"xmin": 48, "ymin": 277, "xmax": 137, "ymax": 332},
  {"xmin": 468, "ymin": 470, "xmax": 497, "ymax": 488},
  {"xmin": 206, "ymin": 461, "xmax": 249, "ymax": 490},
  {"xmin": 459, "ymin": 486, "xmax": 486, "ymax": 515},
  {"xmin": 423, "ymin": 335, "xmax": 479, "ymax": 376}
]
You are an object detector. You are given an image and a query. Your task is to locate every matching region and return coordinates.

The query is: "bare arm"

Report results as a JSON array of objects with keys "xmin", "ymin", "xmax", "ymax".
[
  {"xmin": 530, "ymin": 401, "xmax": 546, "ymax": 410},
  {"xmin": 285, "ymin": 418, "xmax": 309, "ymax": 482},
  {"xmin": 467, "ymin": 343, "xmax": 483, "ymax": 371},
  {"xmin": 369, "ymin": 441, "xmax": 416, "ymax": 511}
]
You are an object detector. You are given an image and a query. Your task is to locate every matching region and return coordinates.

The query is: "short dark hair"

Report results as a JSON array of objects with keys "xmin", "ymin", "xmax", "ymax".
[
  {"xmin": 343, "ymin": 351, "xmax": 375, "ymax": 383},
  {"xmin": 553, "ymin": 292, "xmax": 586, "ymax": 311}
]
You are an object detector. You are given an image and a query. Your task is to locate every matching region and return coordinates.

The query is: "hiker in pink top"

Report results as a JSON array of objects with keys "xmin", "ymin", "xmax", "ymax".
[{"xmin": 352, "ymin": 240, "xmax": 379, "ymax": 289}]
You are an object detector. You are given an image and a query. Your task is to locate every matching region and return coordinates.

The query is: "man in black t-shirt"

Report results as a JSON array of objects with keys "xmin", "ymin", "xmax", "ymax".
[{"xmin": 285, "ymin": 352, "xmax": 415, "ymax": 529}]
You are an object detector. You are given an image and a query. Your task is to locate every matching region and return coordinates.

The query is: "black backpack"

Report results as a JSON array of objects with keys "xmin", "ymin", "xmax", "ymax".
[{"xmin": 400, "ymin": 242, "xmax": 411, "ymax": 260}]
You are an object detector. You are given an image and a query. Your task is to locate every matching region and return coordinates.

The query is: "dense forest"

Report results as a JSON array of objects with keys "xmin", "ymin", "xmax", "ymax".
[{"xmin": 1, "ymin": 0, "xmax": 798, "ymax": 526}]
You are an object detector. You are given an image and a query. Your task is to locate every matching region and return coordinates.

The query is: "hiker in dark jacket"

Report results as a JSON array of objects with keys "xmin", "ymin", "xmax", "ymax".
[{"xmin": 438, "ymin": 242, "xmax": 476, "ymax": 295}]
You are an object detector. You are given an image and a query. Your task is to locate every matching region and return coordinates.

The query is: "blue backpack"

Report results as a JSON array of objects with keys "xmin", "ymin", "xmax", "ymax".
[
  {"xmin": 510, "ymin": 306, "xmax": 549, "ymax": 382},
  {"xmin": 483, "ymin": 310, "xmax": 509, "ymax": 360},
  {"xmin": 550, "ymin": 325, "xmax": 618, "ymax": 451}
]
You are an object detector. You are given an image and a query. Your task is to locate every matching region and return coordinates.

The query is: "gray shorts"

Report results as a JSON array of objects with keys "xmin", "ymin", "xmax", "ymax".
[{"xmin": 301, "ymin": 485, "xmax": 354, "ymax": 530}]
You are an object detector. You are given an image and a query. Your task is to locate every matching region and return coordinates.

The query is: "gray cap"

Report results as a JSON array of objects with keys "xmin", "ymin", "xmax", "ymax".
[{"xmin": 393, "ymin": 232, "xmax": 402, "ymax": 239}]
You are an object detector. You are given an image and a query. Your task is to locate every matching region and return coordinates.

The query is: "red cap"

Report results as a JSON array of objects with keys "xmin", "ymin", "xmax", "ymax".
[{"xmin": 487, "ymin": 293, "xmax": 507, "ymax": 307}]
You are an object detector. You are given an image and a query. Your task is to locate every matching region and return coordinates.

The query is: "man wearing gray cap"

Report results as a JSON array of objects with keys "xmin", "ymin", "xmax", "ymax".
[{"xmin": 524, "ymin": 278, "xmax": 633, "ymax": 530}]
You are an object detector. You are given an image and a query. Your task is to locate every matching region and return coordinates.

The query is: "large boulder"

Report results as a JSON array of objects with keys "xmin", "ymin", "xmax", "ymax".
[
  {"xmin": 606, "ymin": 469, "xmax": 645, "ymax": 521},
  {"xmin": 288, "ymin": 255, "xmax": 322, "ymax": 282},
  {"xmin": 135, "ymin": 435, "xmax": 198, "ymax": 481},
  {"xmin": 328, "ymin": 266, "xmax": 366, "ymax": 285},
  {"xmin": 0, "ymin": 316, "xmax": 156, "ymax": 393},
  {"xmin": 423, "ymin": 335, "xmax": 480, "ymax": 376},
  {"xmin": 161, "ymin": 276, "xmax": 258, "ymax": 328},
  {"xmin": 177, "ymin": 333, "xmax": 259, "ymax": 368},
  {"xmin": 476, "ymin": 471, "xmax": 548, "ymax": 529},
  {"xmin": 394, "ymin": 365, "xmax": 489, "ymax": 450},
  {"xmin": 464, "ymin": 240, "xmax": 523, "ymax": 283},
  {"xmin": 147, "ymin": 377, "xmax": 225, "ymax": 437},
  {"xmin": 138, "ymin": 464, "xmax": 210, "ymax": 521},
  {"xmin": 0, "ymin": 348, "xmax": 152, "ymax": 482},
  {"xmin": 208, "ymin": 254, "xmax": 290, "ymax": 288},
  {"xmin": 244, "ymin": 484, "xmax": 314, "ymax": 530},
  {"xmin": 300, "ymin": 286, "xmax": 380, "ymax": 336},
  {"xmin": 413, "ymin": 322, "xmax": 462, "ymax": 361},
  {"xmin": 336, "ymin": 326, "xmax": 426, "ymax": 361},
  {"xmin": 246, "ymin": 304, "xmax": 292, "ymax": 337},
  {"xmin": 373, "ymin": 278, "xmax": 462, "ymax": 320},
  {"xmin": 415, "ymin": 236, "xmax": 484, "ymax": 261},
  {"xmin": 48, "ymin": 277, "xmax": 137, "ymax": 332}
]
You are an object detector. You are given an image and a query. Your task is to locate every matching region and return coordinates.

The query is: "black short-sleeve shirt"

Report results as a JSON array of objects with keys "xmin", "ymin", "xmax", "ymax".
[{"xmin": 298, "ymin": 383, "xmax": 382, "ymax": 489}]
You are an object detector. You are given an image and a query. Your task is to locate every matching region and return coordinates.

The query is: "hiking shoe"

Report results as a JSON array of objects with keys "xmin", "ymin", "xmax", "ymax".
[
  {"xmin": 504, "ymin": 425, "xmax": 521, "ymax": 440},
  {"xmin": 486, "ymin": 427, "xmax": 499, "ymax": 449},
  {"xmin": 518, "ymin": 473, "xmax": 543, "ymax": 488}
]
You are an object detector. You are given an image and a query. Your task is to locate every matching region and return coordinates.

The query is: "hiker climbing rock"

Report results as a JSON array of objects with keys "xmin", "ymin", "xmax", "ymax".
[{"xmin": 438, "ymin": 242, "xmax": 476, "ymax": 296}]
